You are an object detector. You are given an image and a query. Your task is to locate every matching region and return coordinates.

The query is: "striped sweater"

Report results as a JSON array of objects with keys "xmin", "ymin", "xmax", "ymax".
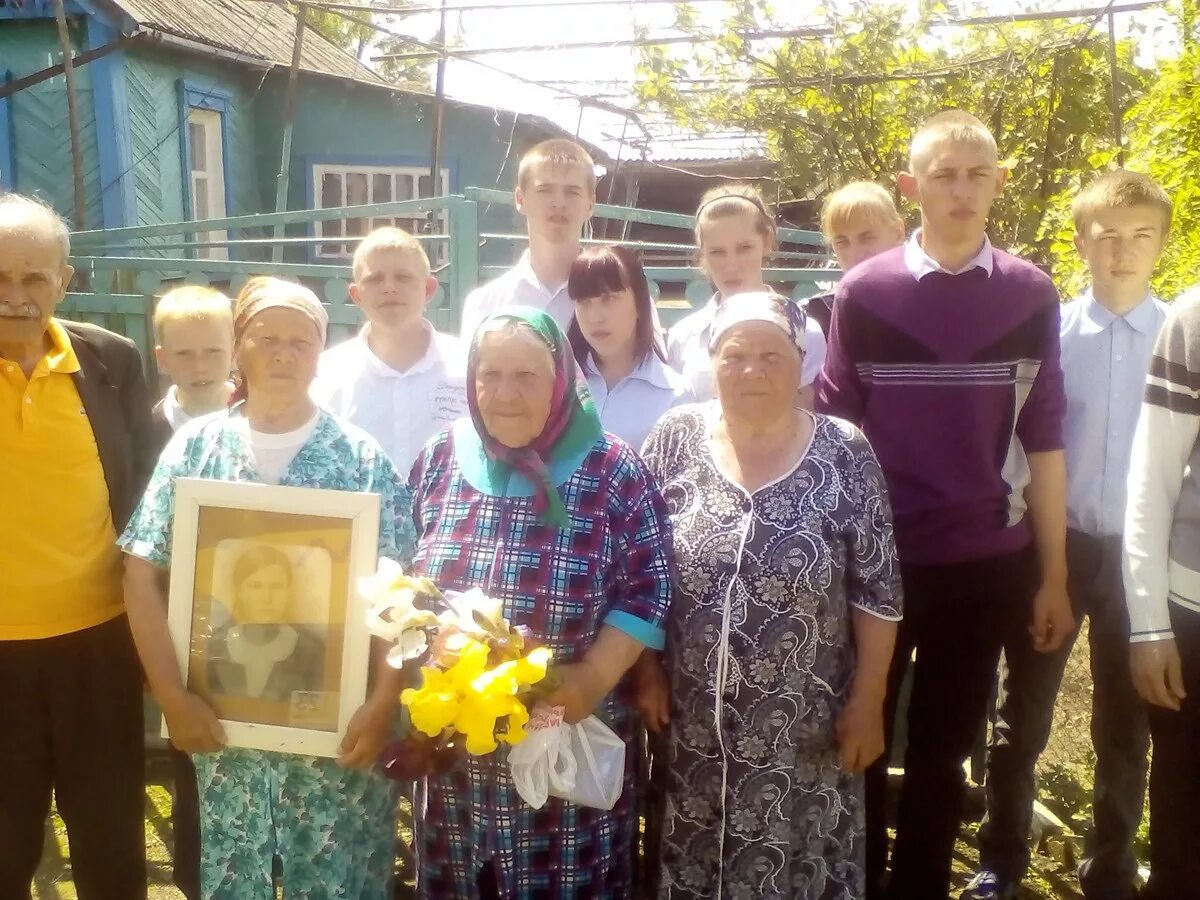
[
  {"xmin": 816, "ymin": 245, "xmax": 1065, "ymax": 565},
  {"xmin": 1124, "ymin": 289, "xmax": 1200, "ymax": 641}
]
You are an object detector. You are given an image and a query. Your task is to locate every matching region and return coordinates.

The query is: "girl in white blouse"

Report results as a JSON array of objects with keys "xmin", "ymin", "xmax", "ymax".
[
  {"xmin": 567, "ymin": 245, "xmax": 693, "ymax": 451},
  {"xmin": 667, "ymin": 182, "xmax": 826, "ymax": 407}
]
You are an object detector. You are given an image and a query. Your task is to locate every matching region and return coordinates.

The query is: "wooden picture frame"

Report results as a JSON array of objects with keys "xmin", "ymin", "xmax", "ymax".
[{"xmin": 165, "ymin": 478, "xmax": 379, "ymax": 758}]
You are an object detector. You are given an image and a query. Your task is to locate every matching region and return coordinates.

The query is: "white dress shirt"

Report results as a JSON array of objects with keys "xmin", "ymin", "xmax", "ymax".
[
  {"xmin": 1060, "ymin": 290, "xmax": 1167, "ymax": 537},
  {"xmin": 460, "ymin": 250, "xmax": 574, "ymax": 339},
  {"xmin": 583, "ymin": 352, "xmax": 694, "ymax": 451},
  {"xmin": 903, "ymin": 229, "xmax": 995, "ymax": 280},
  {"xmin": 311, "ymin": 322, "xmax": 468, "ymax": 476},
  {"xmin": 666, "ymin": 293, "xmax": 826, "ymax": 401}
]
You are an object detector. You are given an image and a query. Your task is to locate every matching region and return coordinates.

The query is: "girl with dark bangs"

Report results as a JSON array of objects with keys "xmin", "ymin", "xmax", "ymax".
[{"xmin": 567, "ymin": 245, "xmax": 693, "ymax": 450}]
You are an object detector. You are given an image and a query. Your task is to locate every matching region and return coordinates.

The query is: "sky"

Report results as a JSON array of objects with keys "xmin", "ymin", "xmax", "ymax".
[{"xmin": 365, "ymin": 0, "xmax": 1177, "ymax": 163}]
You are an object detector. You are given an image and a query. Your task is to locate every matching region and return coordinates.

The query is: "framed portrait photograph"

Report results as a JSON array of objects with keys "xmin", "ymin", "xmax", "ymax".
[{"xmin": 165, "ymin": 478, "xmax": 380, "ymax": 758}]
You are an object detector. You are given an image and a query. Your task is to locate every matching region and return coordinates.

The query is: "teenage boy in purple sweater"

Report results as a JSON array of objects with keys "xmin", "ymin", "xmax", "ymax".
[{"xmin": 817, "ymin": 110, "xmax": 1073, "ymax": 900}]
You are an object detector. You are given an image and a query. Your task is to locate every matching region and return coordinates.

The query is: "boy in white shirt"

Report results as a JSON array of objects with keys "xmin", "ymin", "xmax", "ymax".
[
  {"xmin": 459, "ymin": 139, "xmax": 596, "ymax": 338},
  {"xmin": 149, "ymin": 284, "xmax": 236, "ymax": 900},
  {"xmin": 152, "ymin": 286, "xmax": 235, "ymax": 447},
  {"xmin": 311, "ymin": 227, "xmax": 467, "ymax": 476}
]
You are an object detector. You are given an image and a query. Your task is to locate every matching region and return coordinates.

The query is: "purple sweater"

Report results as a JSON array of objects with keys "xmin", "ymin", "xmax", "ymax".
[{"xmin": 816, "ymin": 245, "xmax": 1065, "ymax": 566}]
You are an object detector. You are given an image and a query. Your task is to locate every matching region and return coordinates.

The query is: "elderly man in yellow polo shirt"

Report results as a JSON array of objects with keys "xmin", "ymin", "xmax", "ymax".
[{"xmin": 0, "ymin": 192, "xmax": 155, "ymax": 899}]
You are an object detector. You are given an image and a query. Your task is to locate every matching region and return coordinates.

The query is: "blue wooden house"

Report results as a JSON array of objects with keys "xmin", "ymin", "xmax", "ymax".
[{"xmin": 0, "ymin": 0, "xmax": 582, "ymax": 268}]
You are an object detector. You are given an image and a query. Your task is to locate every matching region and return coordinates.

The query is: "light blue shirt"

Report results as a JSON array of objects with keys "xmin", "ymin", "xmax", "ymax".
[
  {"xmin": 583, "ymin": 351, "xmax": 694, "ymax": 452},
  {"xmin": 1061, "ymin": 290, "xmax": 1168, "ymax": 536}
]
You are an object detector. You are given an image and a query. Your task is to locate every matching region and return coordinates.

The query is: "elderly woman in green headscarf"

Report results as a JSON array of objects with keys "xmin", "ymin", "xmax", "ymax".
[{"xmin": 406, "ymin": 306, "xmax": 676, "ymax": 898}]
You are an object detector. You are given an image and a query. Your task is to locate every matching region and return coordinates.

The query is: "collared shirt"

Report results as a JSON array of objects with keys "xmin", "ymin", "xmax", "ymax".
[
  {"xmin": 903, "ymin": 229, "xmax": 995, "ymax": 280},
  {"xmin": 1, "ymin": 319, "xmax": 124, "ymax": 639},
  {"xmin": 160, "ymin": 384, "xmax": 195, "ymax": 432},
  {"xmin": 311, "ymin": 322, "xmax": 468, "ymax": 476},
  {"xmin": 1061, "ymin": 290, "xmax": 1167, "ymax": 537},
  {"xmin": 460, "ymin": 250, "xmax": 574, "ymax": 338},
  {"xmin": 666, "ymin": 293, "xmax": 826, "ymax": 401},
  {"xmin": 583, "ymin": 352, "xmax": 694, "ymax": 451}
]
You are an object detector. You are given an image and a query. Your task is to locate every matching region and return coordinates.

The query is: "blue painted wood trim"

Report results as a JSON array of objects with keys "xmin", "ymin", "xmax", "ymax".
[
  {"xmin": 0, "ymin": 71, "xmax": 13, "ymax": 191},
  {"xmin": 178, "ymin": 79, "xmax": 236, "ymax": 258},
  {"xmin": 0, "ymin": 0, "xmax": 102, "ymax": 19},
  {"xmin": 301, "ymin": 153, "xmax": 460, "ymax": 262},
  {"xmin": 87, "ymin": 19, "xmax": 135, "ymax": 228}
]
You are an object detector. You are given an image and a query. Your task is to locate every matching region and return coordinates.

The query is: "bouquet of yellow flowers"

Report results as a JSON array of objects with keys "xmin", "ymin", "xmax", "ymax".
[{"xmin": 362, "ymin": 559, "xmax": 554, "ymax": 778}]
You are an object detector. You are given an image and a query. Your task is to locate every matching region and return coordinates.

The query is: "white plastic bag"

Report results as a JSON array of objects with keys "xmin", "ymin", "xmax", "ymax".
[{"xmin": 509, "ymin": 708, "xmax": 625, "ymax": 811}]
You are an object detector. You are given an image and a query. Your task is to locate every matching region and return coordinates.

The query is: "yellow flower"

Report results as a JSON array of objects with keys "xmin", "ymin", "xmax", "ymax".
[
  {"xmin": 445, "ymin": 638, "xmax": 491, "ymax": 692},
  {"xmin": 499, "ymin": 700, "xmax": 531, "ymax": 745},
  {"xmin": 400, "ymin": 667, "xmax": 460, "ymax": 738},
  {"xmin": 399, "ymin": 637, "xmax": 553, "ymax": 756}
]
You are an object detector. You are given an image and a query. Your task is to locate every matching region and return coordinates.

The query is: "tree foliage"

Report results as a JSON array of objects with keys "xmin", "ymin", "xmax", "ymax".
[
  {"xmin": 1042, "ymin": 1, "xmax": 1200, "ymax": 299},
  {"xmin": 303, "ymin": 1, "xmax": 433, "ymax": 88},
  {"xmin": 636, "ymin": 1, "xmax": 1149, "ymax": 269}
]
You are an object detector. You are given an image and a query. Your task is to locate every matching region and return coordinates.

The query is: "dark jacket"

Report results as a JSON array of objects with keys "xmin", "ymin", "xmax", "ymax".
[
  {"xmin": 149, "ymin": 398, "xmax": 174, "ymax": 456},
  {"xmin": 800, "ymin": 291, "xmax": 834, "ymax": 339},
  {"xmin": 62, "ymin": 320, "xmax": 157, "ymax": 533}
]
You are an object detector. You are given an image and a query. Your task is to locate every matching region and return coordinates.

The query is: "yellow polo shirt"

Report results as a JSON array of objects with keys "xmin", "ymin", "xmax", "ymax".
[{"xmin": 0, "ymin": 320, "xmax": 125, "ymax": 639}]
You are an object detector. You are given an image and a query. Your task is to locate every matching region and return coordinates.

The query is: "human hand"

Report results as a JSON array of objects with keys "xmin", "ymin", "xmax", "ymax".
[
  {"xmin": 1131, "ymin": 639, "xmax": 1187, "ymax": 710},
  {"xmin": 543, "ymin": 661, "xmax": 606, "ymax": 725},
  {"xmin": 163, "ymin": 691, "xmax": 226, "ymax": 754},
  {"xmin": 1029, "ymin": 581, "xmax": 1074, "ymax": 652},
  {"xmin": 633, "ymin": 656, "xmax": 670, "ymax": 733},
  {"xmin": 338, "ymin": 696, "xmax": 396, "ymax": 769},
  {"xmin": 835, "ymin": 690, "xmax": 885, "ymax": 773}
]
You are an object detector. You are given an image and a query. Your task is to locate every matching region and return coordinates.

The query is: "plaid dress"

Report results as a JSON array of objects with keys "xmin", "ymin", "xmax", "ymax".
[{"xmin": 408, "ymin": 428, "xmax": 676, "ymax": 898}]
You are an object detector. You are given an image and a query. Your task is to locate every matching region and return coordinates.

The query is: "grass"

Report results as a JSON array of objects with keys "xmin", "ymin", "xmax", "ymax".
[{"xmin": 33, "ymin": 628, "xmax": 1122, "ymax": 900}]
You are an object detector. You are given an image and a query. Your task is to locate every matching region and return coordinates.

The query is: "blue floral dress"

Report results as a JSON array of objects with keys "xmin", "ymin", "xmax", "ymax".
[
  {"xmin": 641, "ymin": 407, "xmax": 902, "ymax": 900},
  {"xmin": 407, "ymin": 427, "xmax": 676, "ymax": 898},
  {"xmin": 119, "ymin": 407, "xmax": 415, "ymax": 900}
]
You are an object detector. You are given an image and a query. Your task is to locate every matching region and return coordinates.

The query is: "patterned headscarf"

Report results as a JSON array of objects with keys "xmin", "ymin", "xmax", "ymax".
[
  {"xmin": 465, "ymin": 307, "xmax": 602, "ymax": 527},
  {"xmin": 229, "ymin": 277, "xmax": 329, "ymax": 405},
  {"xmin": 233, "ymin": 276, "xmax": 328, "ymax": 345},
  {"xmin": 708, "ymin": 290, "xmax": 807, "ymax": 356}
]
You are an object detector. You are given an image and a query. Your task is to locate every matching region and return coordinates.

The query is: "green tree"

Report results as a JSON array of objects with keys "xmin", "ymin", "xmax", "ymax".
[
  {"xmin": 637, "ymin": 2, "xmax": 1148, "ymax": 268},
  {"xmin": 303, "ymin": 1, "xmax": 432, "ymax": 88},
  {"xmin": 1042, "ymin": 1, "xmax": 1200, "ymax": 299}
]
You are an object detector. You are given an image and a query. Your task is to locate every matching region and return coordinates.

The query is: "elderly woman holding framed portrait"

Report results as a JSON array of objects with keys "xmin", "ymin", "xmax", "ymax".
[
  {"xmin": 636, "ymin": 292, "xmax": 903, "ymax": 900},
  {"xmin": 119, "ymin": 277, "xmax": 415, "ymax": 899},
  {"xmin": 406, "ymin": 306, "xmax": 675, "ymax": 898}
]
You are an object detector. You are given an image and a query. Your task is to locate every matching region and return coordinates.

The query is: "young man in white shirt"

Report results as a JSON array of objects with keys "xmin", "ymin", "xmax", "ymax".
[
  {"xmin": 459, "ymin": 139, "xmax": 596, "ymax": 338},
  {"xmin": 312, "ymin": 227, "xmax": 467, "ymax": 476}
]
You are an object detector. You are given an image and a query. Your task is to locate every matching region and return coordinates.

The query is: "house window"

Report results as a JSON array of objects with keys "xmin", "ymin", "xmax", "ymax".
[
  {"xmin": 312, "ymin": 163, "xmax": 450, "ymax": 265},
  {"xmin": 185, "ymin": 107, "xmax": 228, "ymax": 260}
]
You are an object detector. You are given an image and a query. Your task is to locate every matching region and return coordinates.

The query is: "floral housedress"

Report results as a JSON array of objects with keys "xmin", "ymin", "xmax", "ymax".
[
  {"xmin": 119, "ymin": 408, "xmax": 414, "ymax": 900},
  {"xmin": 641, "ymin": 406, "xmax": 902, "ymax": 900}
]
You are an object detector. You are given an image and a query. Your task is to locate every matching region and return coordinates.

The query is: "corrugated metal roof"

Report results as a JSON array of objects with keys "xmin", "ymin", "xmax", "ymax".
[{"xmin": 110, "ymin": 0, "xmax": 394, "ymax": 87}]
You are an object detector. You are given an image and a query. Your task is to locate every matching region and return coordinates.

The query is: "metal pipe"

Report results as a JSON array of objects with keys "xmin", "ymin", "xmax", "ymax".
[
  {"xmin": 1106, "ymin": 10, "xmax": 1126, "ymax": 165},
  {"xmin": 427, "ymin": 0, "xmax": 448, "ymax": 234},
  {"xmin": 52, "ymin": 0, "xmax": 87, "ymax": 230},
  {"xmin": 273, "ymin": 6, "xmax": 308, "ymax": 262}
]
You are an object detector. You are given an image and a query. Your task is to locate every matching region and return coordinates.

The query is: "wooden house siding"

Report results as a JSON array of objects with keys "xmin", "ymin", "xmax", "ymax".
[
  {"xmin": 0, "ymin": 19, "xmax": 104, "ymax": 228},
  {"xmin": 123, "ymin": 50, "xmax": 261, "ymax": 243}
]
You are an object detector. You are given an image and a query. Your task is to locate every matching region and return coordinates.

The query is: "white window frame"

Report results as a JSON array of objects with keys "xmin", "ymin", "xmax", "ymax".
[
  {"xmin": 312, "ymin": 163, "xmax": 450, "ymax": 266},
  {"xmin": 186, "ymin": 108, "xmax": 228, "ymax": 261}
]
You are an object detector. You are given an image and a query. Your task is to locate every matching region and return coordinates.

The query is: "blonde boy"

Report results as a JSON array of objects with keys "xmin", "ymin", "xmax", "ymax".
[
  {"xmin": 311, "ymin": 226, "xmax": 467, "ymax": 475},
  {"xmin": 818, "ymin": 110, "xmax": 1071, "ymax": 900},
  {"xmin": 968, "ymin": 171, "xmax": 1170, "ymax": 900},
  {"xmin": 459, "ymin": 139, "xmax": 596, "ymax": 337},
  {"xmin": 148, "ymin": 284, "xmax": 235, "ymax": 900},
  {"xmin": 804, "ymin": 181, "xmax": 906, "ymax": 336},
  {"xmin": 152, "ymin": 286, "xmax": 234, "ymax": 440}
]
